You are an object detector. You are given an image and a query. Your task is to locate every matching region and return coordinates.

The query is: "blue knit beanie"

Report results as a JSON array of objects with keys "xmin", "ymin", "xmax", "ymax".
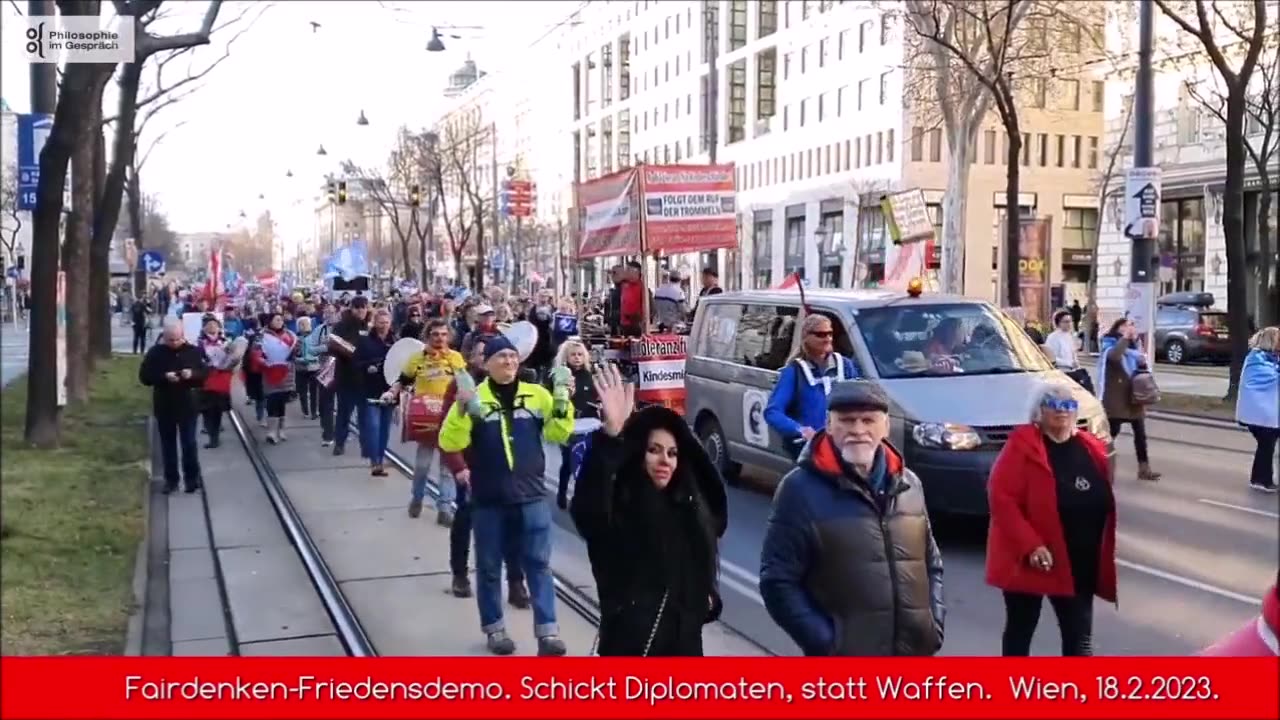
[{"xmin": 483, "ymin": 334, "xmax": 517, "ymax": 362}]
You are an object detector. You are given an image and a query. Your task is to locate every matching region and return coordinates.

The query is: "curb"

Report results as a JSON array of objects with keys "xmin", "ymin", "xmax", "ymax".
[
  {"xmin": 123, "ymin": 417, "xmax": 154, "ymax": 656},
  {"xmin": 1147, "ymin": 409, "xmax": 1245, "ymax": 431}
]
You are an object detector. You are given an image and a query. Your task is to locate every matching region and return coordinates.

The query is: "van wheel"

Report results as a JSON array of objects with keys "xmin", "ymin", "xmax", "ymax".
[
  {"xmin": 698, "ymin": 418, "xmax": 741, "ymax": 485},
  {"xmin": 1165, "ymin": 339, "xmax": 1186, "ymax": 364}
]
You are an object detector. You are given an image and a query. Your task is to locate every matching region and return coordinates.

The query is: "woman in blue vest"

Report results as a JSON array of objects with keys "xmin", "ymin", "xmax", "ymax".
[
  {"xmin": 765, "ymin": 313, "xmax": 859, "ymax": 460},
  {"xmin": 1236, "ymin": 326, "xmax": 1279, "ymax": 493}
]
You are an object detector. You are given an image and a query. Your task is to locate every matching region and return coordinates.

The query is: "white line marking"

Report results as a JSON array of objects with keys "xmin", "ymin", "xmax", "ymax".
[
  {"xmin": 1197, "ymin": 498, "xmax": 1280, "ymax": 519},
  {"xmin": 1116, "ymin": 559, "xmax": 1260, "ymax": 604}
]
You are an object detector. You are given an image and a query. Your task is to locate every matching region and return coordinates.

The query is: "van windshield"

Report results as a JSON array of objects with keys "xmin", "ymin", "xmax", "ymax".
[{"xmin": 854, "ymin": 302, "xmax": 1054, "ymax": 379}]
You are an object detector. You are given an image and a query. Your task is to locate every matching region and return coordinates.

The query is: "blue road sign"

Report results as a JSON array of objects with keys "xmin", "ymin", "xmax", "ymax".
[
  {"xmin": 139, "ymin": 250, "xmax": 166, "ymax": 274},
  {"xmin": 17, "ymin": 113, "xmax": 53, "ymax": 211}
]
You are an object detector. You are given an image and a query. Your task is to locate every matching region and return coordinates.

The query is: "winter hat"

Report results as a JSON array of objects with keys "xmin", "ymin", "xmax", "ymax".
[{"xmin": 483, "ymin": 334, "xmax": 517, "ymax": 362}]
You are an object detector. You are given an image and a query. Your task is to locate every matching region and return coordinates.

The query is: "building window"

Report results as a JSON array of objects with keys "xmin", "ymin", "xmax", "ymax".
[
  {"xmin": 1158, "ymin": 198, "xmax": 1207, "ymax": 293},
  {"xmin": 838, "ymin": 28, "xmax": 849, "ymax": 59},
  {"xmin": 837, "ymin": 85, "xmax": 846, "ymax": 116},
  {"xmin": 756, "ymin": 49, "xmax": 777, "ymax": 122},
  {"xmin": 875, "ymin": 131, "xmax": 884, "ymax": 164},
  {"xmin": 858, "ymin": 20, "xmax": 872, "ymax": 52},
  {"xmin": 911, "ymin": 126, "xmax": 924, "ymax": 161},
  {"xmin": 857, "ymin": 79, "xmax": 867, "ymax": 110},
  {"xmin": 886, "ymin": 128, "xmax": 895, "ymax": 162},
  {"xmin": 753, "ymin": 218, "xmax": 773, "ymax": 287},
  {"xmin": 880, "ymin": 13, "xmax": 891, "ymax": 44},
  {"xmin": 1055, "ymin": 134, "xmax": 1065, "ymax": 167},
  {"xmin": 701, "ymin": 0, "xmax": 718, "ymax": 63},
  {"xmin": 879, "ymin": 71, "xmax": 890, "ymax": 104},
  {"xmin": 1087, "ymin": 136, "xmax": 1099, "ymax": 168},
  {"xmin": 1071, "ymin": 135, "xmax": 1082, "ymax": 168},
  {"xmin": 818, "ymin": 91, "xmax": 827, "ymax": 122},
  {"xmin": 1062, "ymin": 79, "xmax": 1080, "ymax": 111},
  {"xmin": 1062, "ymin": 208, "xmax": 1098, "ymax": 249},
  {"xmin": 1037, "ymin": 133, "xmax": 1048, "ymax": 166},
  {"xmin": 1021, "ymin": 132, "xmax": 1031, "ymax": 166},
  {"xmin": 785, "ymin": 215, "xmax": 806, "ymax": 272},
  {"xmin": 1032, "ymin": 78, "xmax": 1047, "ymax": 108},
  {"xmin": 819, "ymin": 37, "xmax": 829, "ymax": 68},
  {"xmin": 800, "ymin": 97, "xmax": 808, "ymax": 126},
  {"xmin": 1092, "ymin": 80, "xmax": 1105, "ymax": 112},
  {"xmin": 729, "ymin": 0, "xmax": 747, "ymax": 51},
  {"xmin": 984, "ymin": 129, "xmax": 997, "ymax": 164},
  {"xmin": 928, "ymin": 128, "xmax": 942, "ymax": 162},
  {"xmin": 758, "ymin": 0, "xmax": 777, "ymax": 38},
  {"xmin": 728, "ymin": 60, "xmax": 747, "ymax": 143}
]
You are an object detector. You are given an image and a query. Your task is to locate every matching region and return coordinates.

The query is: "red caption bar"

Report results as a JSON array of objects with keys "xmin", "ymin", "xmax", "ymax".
[{"xmin": 1, "ymin": 657, "xmax": 1276, "ymax": 720}]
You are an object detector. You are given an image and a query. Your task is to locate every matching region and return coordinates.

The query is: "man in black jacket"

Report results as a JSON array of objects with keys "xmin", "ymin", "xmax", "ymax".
[
  {"xmin": 759, "ymin": 380, "xmax": 945, "ymax": 656},
  {"xmin": 139, "ymin": 319, "xmax": 209, "ymax": 493},
  {"xmin": 331, "ymin": 297, "xmax": 370, "ymax": 456},
  {"xmin": 131, "ymin": 297, "xmax": 151, "ymax": 354}
]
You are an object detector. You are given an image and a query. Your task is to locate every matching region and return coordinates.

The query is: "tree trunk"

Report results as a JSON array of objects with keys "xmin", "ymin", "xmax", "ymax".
[
  {"xmin": 90, "ymin": 62, "xmax": 143, "ymax": 301},
  {"xmin": 1223, "ymin": 96, "xmax": 1252, "ymax": 400},
  {"xmin": 89, "ymin": 100, "xmax": 112, "ymax": 361},
  {"xmin": 62, "ymin": 78, "xmax": 105, "ymax": 405},
  {"xmin": 1002, "ymin": 121, "xmax": 1023, "ymax": 308},
  {"xmin": 1254, "ymin": 178, "xmax": 1274, "ymax": 327},
  {"xmin": 941, "ymin": 135, "xmax": 975, "ymax": 295},
  {"xmin": 128, "ymin": 166, "xmax": 146, "ymax": 299},
  {"xmin": 25, "ymin": 66, "xmax": 102, "ymax": 446}
]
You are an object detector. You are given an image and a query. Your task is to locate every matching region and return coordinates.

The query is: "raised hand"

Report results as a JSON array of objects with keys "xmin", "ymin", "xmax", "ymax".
[{"xmin": 592, "ymin": 363, "xmax": 634, "ymax": 437}]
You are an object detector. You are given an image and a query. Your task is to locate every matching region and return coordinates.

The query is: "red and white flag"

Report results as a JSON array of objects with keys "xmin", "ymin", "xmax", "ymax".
[{"xmin": 206, "ymin": 245, "xmax": 224, "ymax": 310}]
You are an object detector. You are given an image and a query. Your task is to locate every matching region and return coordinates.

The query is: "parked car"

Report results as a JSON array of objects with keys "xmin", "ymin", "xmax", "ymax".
[
  {"xmin": 1154, "ymin": 292, "xmax": 1231, "ymax": 364},
  {"xmin": 684, "ymin": 288, "xmax": 1114, "ymax": 517}
]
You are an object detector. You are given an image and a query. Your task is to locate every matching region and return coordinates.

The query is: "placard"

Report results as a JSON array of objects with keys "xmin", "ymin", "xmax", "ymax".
[{"xmin": 629, "ymin": 334, "xmax": 688, "ymax": 416}]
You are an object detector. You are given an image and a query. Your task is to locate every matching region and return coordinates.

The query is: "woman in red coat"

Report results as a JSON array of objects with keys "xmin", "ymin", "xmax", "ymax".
[
  {"xmin": 1201, "ymin": 576, "xmax": 1279, "ymax": 656},
  {"xmin": 986, "ymin": 380, "xmax": 1117, "ymax": 656}
]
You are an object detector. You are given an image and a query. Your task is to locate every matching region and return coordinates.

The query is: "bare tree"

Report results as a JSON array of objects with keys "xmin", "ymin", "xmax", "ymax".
[
  {"xmin": 1088, "ymin": 94, "xmax": 1138, "ymax": 349},
  {"xmin": 0, "ymin": 167, "xmax": 21, "ymax": 267},
  {"xmin": 1178, "ymin": 24, "xmax": 1278, "ymax": 328},
  {"xmin": 390, "ymin": 128, "xmax": 441, "ymax": 284},
  {"xmin": 434, "ymin": 114, "xmax": 491, "ymax": 288},
  {"xmin": 1154, "ymin": 0, "xmax": 1268, "ymax": 398},
  {"xmin": 341, "ymin": 132, "xmax": 417, "ymax": 282},
  {"xmin": 896, "ymin": 0, "xmax": 998, "ymax": 294}
]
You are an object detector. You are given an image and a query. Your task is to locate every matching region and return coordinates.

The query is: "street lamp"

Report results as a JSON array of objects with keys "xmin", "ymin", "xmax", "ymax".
[
  {"xmin": 286, "ymin": 169, "xmax": 293, "ymax": 178},
  {"xmin": 317, "ymin": 144, "xmax": 328, "ymax": 156},
  {"xmin": 356, "ymin": 110, "xmax": 369, "ymax": 126},
  {"xmin": 427, "ymin": 27, "xmax": 446, "ymax": 52}
]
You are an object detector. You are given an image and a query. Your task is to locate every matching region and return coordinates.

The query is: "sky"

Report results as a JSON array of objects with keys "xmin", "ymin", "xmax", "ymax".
[{"xmin": 1, "ymin": 0, "xmax": 574, "ymax": 249}]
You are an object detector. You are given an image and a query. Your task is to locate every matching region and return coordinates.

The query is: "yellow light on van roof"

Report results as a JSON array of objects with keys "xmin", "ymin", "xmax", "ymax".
[{"xmin": 906, "ymin": 278, "xmax": 924, "ymax": 297}]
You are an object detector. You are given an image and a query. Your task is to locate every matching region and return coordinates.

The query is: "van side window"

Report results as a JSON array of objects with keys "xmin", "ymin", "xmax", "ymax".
[
  {"xmin": 695, "ymin": 303, "xmax": 744, "ymax": 361},
  {"xmin": 736, "ymin": 305, "xmax": 799, "ymax": 370}
]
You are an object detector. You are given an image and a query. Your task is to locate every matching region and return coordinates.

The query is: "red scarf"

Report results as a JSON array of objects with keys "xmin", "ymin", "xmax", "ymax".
[{"xmin": 257, "ymin": 329, "xmax": 296, "ymax": 386}]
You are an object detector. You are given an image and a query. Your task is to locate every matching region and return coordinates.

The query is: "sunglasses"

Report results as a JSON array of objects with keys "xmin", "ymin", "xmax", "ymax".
[
  {"xmin": 808, "ymin": 331, "xmax": 834, "ymax": 339},
  {"xmin": 1041, "ymin": 398, "xmax": 1079, "ymax": 412}
]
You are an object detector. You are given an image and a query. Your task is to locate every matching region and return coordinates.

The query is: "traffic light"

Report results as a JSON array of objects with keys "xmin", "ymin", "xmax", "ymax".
[
  {"xmin": 409, "ymin": 184, "xmax": 421, "ymax": 207},
  {"xmin": 337, "ymin": 181, "xmax": 348, "ymax": 204},
  {"xmin": 327, "ymin": 182, "xmax": 336, "ymax": 204}
]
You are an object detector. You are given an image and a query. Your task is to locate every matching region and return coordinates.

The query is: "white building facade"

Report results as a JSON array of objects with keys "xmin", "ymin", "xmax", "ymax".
[{"xmin": 1094, "ymin": 6, "xmax": 1278, "ymax": 326}]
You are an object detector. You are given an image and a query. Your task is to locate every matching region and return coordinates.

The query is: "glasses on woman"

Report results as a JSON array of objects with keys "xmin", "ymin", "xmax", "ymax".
[
  {"xmin": 809, "ymin": 330, "xmax": 834, "ymax": 339},
  {"xmin": 1041, "ymin": 398, "xmax": 1079, "ymax": 413}
]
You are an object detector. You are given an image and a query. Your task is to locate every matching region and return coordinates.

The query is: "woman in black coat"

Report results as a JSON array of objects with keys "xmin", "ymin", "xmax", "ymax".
[{"xmin": 570, "ymin": 364, "xmax": 728, "ymax": 656}]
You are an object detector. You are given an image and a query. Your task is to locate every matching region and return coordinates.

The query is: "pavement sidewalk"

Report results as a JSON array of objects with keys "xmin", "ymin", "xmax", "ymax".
[{"xmin": 156, "ymin": 385, "xmax": 765, "ymax": 656}]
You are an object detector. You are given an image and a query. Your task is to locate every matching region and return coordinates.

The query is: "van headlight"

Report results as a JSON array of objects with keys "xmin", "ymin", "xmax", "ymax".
[
  {"xmin": 910, "ymin": 422, "xmax": 982, "ymax": 451},
  {"xmin": 1087, "ymin": 414, "xmax": 1111, "ymax": 443}
]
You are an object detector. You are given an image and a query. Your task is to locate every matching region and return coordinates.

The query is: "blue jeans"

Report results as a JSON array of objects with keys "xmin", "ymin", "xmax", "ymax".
[
  {"xmin": 472, "ymin": 500, "xmax": 557, "ymax": 638},
  {"xmin": 332, "ymin": 384, "xmax": 363, "ymax": 451},
  {"xmin": 254, "ymin": 398, "xmax": 265, "ymax": 422},
  {"xmin": 362, "ymin": 403, "xmax": 394, "ymax": 465},
  {"xmin": 411, "ymin": 444, "xmax": 456, "ymax": 508},
  {"xmin": 451, "ymin": 483, "xmax": 525, "ymax": 582}
]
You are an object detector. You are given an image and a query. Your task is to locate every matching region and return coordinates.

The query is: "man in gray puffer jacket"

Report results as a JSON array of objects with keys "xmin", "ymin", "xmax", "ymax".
[{"xmin": 760, "ymin": 380, "xmax": 945, "ymax": 655}]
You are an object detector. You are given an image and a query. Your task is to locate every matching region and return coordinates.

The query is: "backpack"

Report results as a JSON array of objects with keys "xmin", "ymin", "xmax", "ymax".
[{"xmin": 1130, "ymin": 369, "xmax": 1161, "ymax": 406}]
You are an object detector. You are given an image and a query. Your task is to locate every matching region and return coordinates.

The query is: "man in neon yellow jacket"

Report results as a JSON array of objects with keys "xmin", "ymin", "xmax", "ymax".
[{"xmin": 439, "ymin": 334, "xmax": 574, "ymax": 656}]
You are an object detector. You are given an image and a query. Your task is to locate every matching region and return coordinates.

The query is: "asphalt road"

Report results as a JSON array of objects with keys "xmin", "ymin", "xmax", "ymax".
[
  {"xmin": 529, "ymin": 416, "xmax": 1275, "ymax": 656},
  {"xmin": 1, "ymin": 321, "xmax": 136, "ymax": 386},
  {"xmin": 1081, "ymin": 362, "xmax": 1228, "ymax": 398}
]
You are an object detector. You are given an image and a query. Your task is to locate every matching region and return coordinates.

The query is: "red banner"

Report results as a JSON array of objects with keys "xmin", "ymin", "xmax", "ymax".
[
  {"xmin": 639, "ymin": 164, "xmax": 737, "ymax": 255},
  {"xmin": 575, "ymin": 168, "xmax": 641, "ymax": 259},
  {"xmin": 1, "ymin": 658, "xmax": 1276, "ymax": 719}
]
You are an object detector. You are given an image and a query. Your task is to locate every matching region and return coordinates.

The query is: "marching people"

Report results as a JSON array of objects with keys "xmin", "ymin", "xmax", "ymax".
[
  {"xmin": 399, "ymin": 304, "xmax": 425, "ymax": 345},
  {"xmin": 131, "ymin": 295, "xmax": 151, "ymax": 354},
  {"xmin": 253, "ymin": 311, "xmax": 299, "ymax": 444},
  {"xmin": 461, "ymin": 303, "xmax": 498, "ymax": 358},
  {"xmin": 330, "ymin": 297, "xmax": 371, "ymax": 457},
  {"xmin": 356, "ymin": 309, "xmax": 397, "ymax": 476},
  {"xmin": 764, "ymin": 314, "xmax": 860, "ymax": 460},
  {"xmin": 315, "ymin": 306, "xmax": 339, "ymax": 446},
  {"xmin": 986, "ymin": 381, "xmax": 1117, "ymax": 656},
  {"xmin": 1046, "ymin": 310, "xmax": 1093, "ymax": 394},
  {"xmin": 438, "ymin": 333, "xmax": 575, "ymax": 656},
  {"xmin": 552, "ymin": 339, "xmax": 601, "ymax": 510},
  {"xmin": 1098, "ymin": 317, "xmax": 1161, "ymax": 481},
  {"xmin": 759, "ymin": 380, "xmax": 944, "ymax": 656},
  {"xmin": 1236, "ymin": 327, "xmax": 1279, "ymax": 493},
  {"xmin": 570, "ymin": 365, "xmax": 728, "ymax": 656},
  {"xmin": 653, "ymin": 271, "xmax": 688, "ymax": 331},
  {"xmin": 139, "ymin": 318, "xmax": 209, "ymax": 494},
  {"xmin": 196, "ymin": 314, "xmax": 234, "ymax": 449},
  {"xmin": 438, "ymin": 337, "xmax": 528, "ymax": 602},
  {"xmin": 294, "ymin": 316, "xmax": 322, "ymax": 419},
  {"xmin": 385, "ymin": 318, "xmax": 467, "ymax": 522},
  {"xmin": 240, "ymin": 317, "xmax": 266, "ymax": 426}
]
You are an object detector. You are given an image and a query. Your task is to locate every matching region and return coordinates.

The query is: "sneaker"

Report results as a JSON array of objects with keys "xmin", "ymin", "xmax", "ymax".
[
  {"xmin": 537, "ymin": 636, "xmax": 567, "ymax": 656},
  {"xmin": 556, "ymin": 493, "xmax": 568, "ymax": 511},
  {"xmin": 1250, "ymin": 483, "xmax": 1278, "ymax": 494},
  {"xmin": 486, "ymin": 631, "xmax": 516, "ymax": 656},
  {"xmin": 332, "ymin": 443, "xmax": 344, "ymax": 456},
  {"xmin": 436, "ymin": 509, "xmax": 454, "ymax": 527},
  {"xmin": 265, "ymin": 434, "xmax": 278, "ymax": 445},
  {"xmin": 277, "ymin": 430, "xmax": 288, "ymax": 442},
  {"xmin": 161, "ymin": 483, "xmax": 178, "ymax": 495},
  {"xmin": 508, "ymin": 583, "xmax": 530, "ymax": 610},
  {"xmin": 321, "ymin": 440, "xmax": 333, "ymax": 447},
  {"xmin": 451, "ymin": 574, "xmax": 472, "ymax": 598},
  {"xmin": 259, "ymin": 421, "xmax": 268, "ymax": 429},
  {"xmin": 371, "ymin": 465, "xmax": 388, "ymax": 477},
  {"xmin": 203, "ymin": 439, "xmax": 220, "ymax": 450},
  {"xmin": 408, "ymin": 498, "xmax": 423, "ymax": 518},
  {"xmin": 183, "ymin": 480, "xmax": 203, "ymax": 494}
]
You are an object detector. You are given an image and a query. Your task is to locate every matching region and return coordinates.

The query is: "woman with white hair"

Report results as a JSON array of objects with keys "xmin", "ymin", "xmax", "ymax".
[
  {"xmin": 985, "ymin": 381, "xmax": 1116, "ymax": 656},
  {"xmin": 1236, "ymin": 326, "xmax": 1280, "ymax": 492}
]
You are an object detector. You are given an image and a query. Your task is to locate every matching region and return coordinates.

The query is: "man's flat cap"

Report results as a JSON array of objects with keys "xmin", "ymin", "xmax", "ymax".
[{"xmin": 827, "ymin": 380, "xmax": 890, "ymax": 413}]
